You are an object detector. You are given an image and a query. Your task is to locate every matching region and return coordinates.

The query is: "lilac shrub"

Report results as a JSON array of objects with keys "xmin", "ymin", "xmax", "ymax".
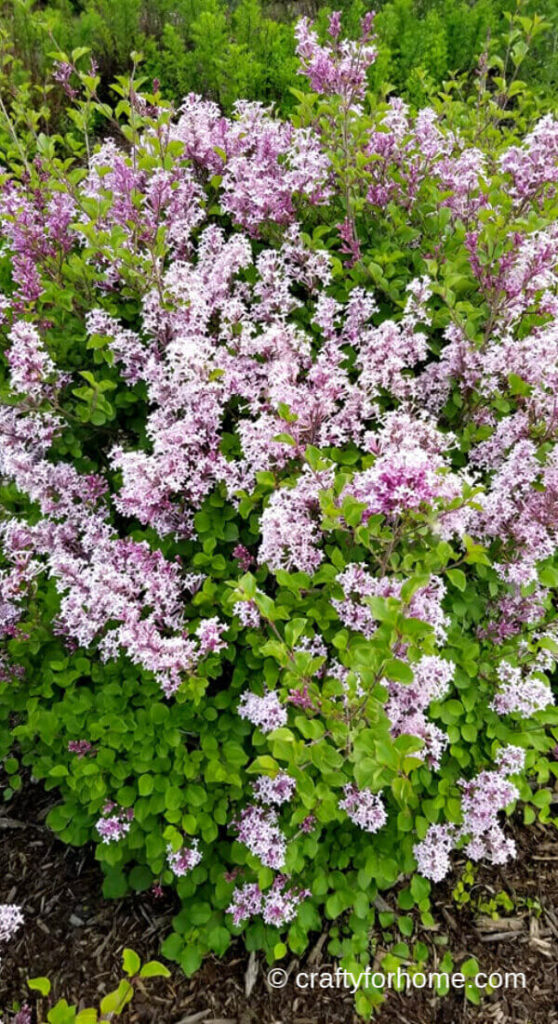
[{"xmin": 1, "ymin": 13, "xmax": 558, "ymax": 1016}]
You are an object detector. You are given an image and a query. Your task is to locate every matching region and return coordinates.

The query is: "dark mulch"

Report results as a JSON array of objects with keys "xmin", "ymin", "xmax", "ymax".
[{"xmin": 2, "ymin": 782, "xmax": 558, "ymax": 1023}]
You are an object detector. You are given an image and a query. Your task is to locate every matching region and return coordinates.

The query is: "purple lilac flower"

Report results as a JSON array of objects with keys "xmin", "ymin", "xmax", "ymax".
[
  {"xmin": 227, "ymin": 883, "xmax": 264, "ymax": 926},
  {"xmin": 167, "ymin": 838, "xmax": 202, "ymax": 876},
  {"xmin": 195, "ymin": 616, "xmax": 228, "ymax": 654},
  {"xmin": 262, "ymin": 876, "xmax": 312, "ymax": 926},
  {"xmin": 6, "ymin": 322, "xmax": 55, "ymax": 398},
  {"xmin": 238, "ymin": 690, "xmax": 287, "ymax": 733},
  {"xmin": 233, "ymin": 805, "xmax": 287, "ymax": 869},
  {"xmin": 13, "ymin": 1006, "xmax": 32, "ymax": 1024},
  {"xmin": 0, "ymin": 903, "xmax": 24, "ymax": 942},
  {"xmin": 233, "ymin": 600, "xmax": 260, "ymax": 628},
  {"xmin": 95, "ymin": 805, "xmax": 134, "ymax": 844},
  {"xmin": 52, "ymin": 60, "xmax": 77, "ymax": 99},
  {"xmin": 295, "ymin": 12, "xmax": 377, "ymax": 103},
  {"xmin": 252, "ymin": 773, "xmax": 296, "ymax": 806},
  {"xmin": 414, "ymin": 746, "xmax": 526, "ymax": 881},
  {"xmin": 339, "ymin": 784, "xmax": 387, "ymax": 834},
  {"xmin": 288, "ymin": 685, "xmax": 316, "ymax": 710},
  {"xmin": 413, "ymin": 824, "xmax": 456, "ymax": 883},
  {"xmin": 227, "ymin": 877, "xmax": 310, "ymax": 927},
  {"xmin": 494, "ymin": 744, "xmax": 526, "ymax": 775},
  {"xmin": 232, "ymin": 544, "xmax": 253, "ymax": 570},
  {"xmin": 491, "ymin": 675, "xmax": 554, "ymax": 716},
  {"xmin": 68, "ymin": 739, "xmax": 93, "ymax": 757}
]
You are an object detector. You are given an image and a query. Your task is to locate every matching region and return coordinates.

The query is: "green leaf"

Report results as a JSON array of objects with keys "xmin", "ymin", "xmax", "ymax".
[
  {"xmin": 138, "ymin": 774, "xmax": 154, "ymax": 796},
  {"xmin": 539, "ymin": 566, "xmax": 558, "ymax": 588},
  {"xmin": 447, "ymin": 568, "xmax": 466, "ymax": 592},
  {"xmin": 122, "ymin": 948, "xmax": 141, "ymax": 977},
  {"xmin": 139, "ymin": 960, "xmax": 171, "ymax": 979},
  {"xmin": 29, "ymin": 976, "xmax": 52, "ymax": 996},
  {"xmin": 165, "ymin": 785, "xmax": 183, "ymax": 810},
  {"xmin": 246, "ymin": 756, "xmax": 280, "ymax": 775},
  {"xmin": 102, "ymin": 868, "xmax": 128, "ymax": 899},
  {"xmin": 384, "ymin": 659, "xmax": 414, "ymax": 684},
  {"xmin": 99, "ymin": 980, "xmax": 133, "ymax": 1015},
  {"xmin": 47, "ymin": 1001, "xmax": 77, "ymax": 1024},
  {"xmin": 75, "ymin": 1010, "xmax": 98, "ymax": 1024},
  {"xmin": 161, "ymin": 932, "xmax": 183, "ymax": 961},
  {"xmin": 326, "ymin": 891, "xmax": 346, "ymax": 918},
  {"xmin": 128, "ymin": 865, "xmax": 153, "ymax": 892},
  {"xmin": 180, "ymin": 946, "xmax": 203, "ymax": 975},
  {"xmin": 465, "ymin": 982, "xmax": 481, "ymax": 1005}
]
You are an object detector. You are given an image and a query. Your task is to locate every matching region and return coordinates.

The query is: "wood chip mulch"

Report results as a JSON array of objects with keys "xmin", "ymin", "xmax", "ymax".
[{"xmin": 1, "ymin": 781, "xmax": 558, "ymax": 1023}]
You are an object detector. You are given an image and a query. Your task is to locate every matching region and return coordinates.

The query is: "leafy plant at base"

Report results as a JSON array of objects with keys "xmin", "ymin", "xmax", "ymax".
[{"xmin": 22, "ymin": 949, "xmax": 170, "ymax": 1023}]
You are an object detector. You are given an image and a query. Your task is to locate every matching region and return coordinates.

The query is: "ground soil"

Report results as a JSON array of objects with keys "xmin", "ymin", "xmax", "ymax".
[{"xmin": 1, "ymin": 782, "xmax": 558, "ymax": 1023}]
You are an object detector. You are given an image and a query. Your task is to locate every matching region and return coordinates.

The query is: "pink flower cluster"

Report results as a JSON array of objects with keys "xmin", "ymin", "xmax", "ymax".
[
  {"xmin": 68, "ymin": 739, "xmax": 94, "ymax": 757},
  {"xmin": 232, "ymin": 805, "xmax": 287, "ymax": 870},
  {"xmin": 386, "ymin": 656, "xmax": 455, "ymax": 769},
  {"xmin": 252, "ymin": 773, "xmax": 296, "ymax": 806},
  {"xmin": 1, "ymin": 16, "xmax": 558, "ymax": 903},
  {"xmin": 237, "ymin": 690, "xmax": 287, "ymax": 733},
  {"xmin": 0, "ymin": 903, "xmax": 24, "ymax": 943},
  {"xmin": 338, "ymin": 784, "xmax": 387, "ymax": 834},
  {"xmin": 332, "ymin": 564, "xmax": 449, "ymax": 644},
  {"xmin": 95, "ymin": 803, "xmax": 134, "ymax": 844},
  {"xmin": 5, "ymin": 321, "xmax": 55, "ymax": 398},
  {"xmin": 234, "ymin": 763, "xmax": 297, "ymax": 869},
  {"xmin": 227, "ymin": 877, "xmax": 311, "ymax": 927},
  {"xmin": 233, "ymin": 600, "xmax": 260, "ymax": 629},
  {"xmin": 167, "ymin": 838, "xmax": 202, "ymax": 877},
  {"xmin": 490, "ymin": 662, "xmax": 554, "ymax": 717},
  {"xmin": 295, "ymin": 11, "xmax": 377, "ymax": 104},
  {"xmin": 413, "ymin": 746, "xmax": 525, "ymax": 881},
  {"xmin": 169, "ymin": 96, "xmax": 331, "ymax": 235}
]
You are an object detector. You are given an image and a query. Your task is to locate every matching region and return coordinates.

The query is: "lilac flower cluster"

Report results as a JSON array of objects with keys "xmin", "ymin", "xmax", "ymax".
[
  {"xmin": 6, "ymin": 322, "xmax": 55, "ymax": 398},
  {"xmin": 195, "ymin": 617, "xmax": 228, "ymax": 655},
  {"xmin": 490, "ymin": 662, "xmax": 554, "ymax": 717},
  {"xmin": 234, "ymin": 762, "xmax": 297, "ymax": 869},
  {"xmin": 95, "ymin": 803, "xmax": 134, "ymax": 844},
  {"xmin": 0, "ymin": 106, "xmax": 545, "ymax": 701},
  {"xmin": 413, "ymin": 746, "xmax": 525, "ymax": 880},
  {"xmin": 167, "ymin": 839, "xmax": 202, "ymax": 877},
  {"xmin": 237, "ymin": 690, "xmax": 287, "ymax": 733},
  {"xmin": 233, "ymin": 600, "xmax": 260, "ymax": 629},
  {"xmin": 227, "ymin": 876, "xmax": 311, "ymax": 927},
  {"xmin": 67, "ymin": 739, "xmax": 93, "ymax": 757},
  {"xmin": 232, "ymin": 805, "xmax": 287, "ymax": 869},
  {"xmin": 386, "ymin": 656, "xmax": 455, "ymax": 769},
  {"xmin": 332, "ymin": 563, "xmax": 449, "ymax": 645},
  {"xmin": 11, "ymin": 1006, "xmax": 32, "ymax": 1024},
  {"xmin": 0, "ymin": 903, "xmax": 24, "ymax": 943},
  {"xmin": 295, "ymin": 11, "xmax": 377, "ymax": 104},
  {"xmin": 412, "ymin": 824, "xmax": 455, "ymax": 884},
  {"xmin": 252, "ymin": 773, "xmax": 296, "ymax": 806},
  {"xmin": 339, "ymin": 784, "xmax": 387, "ymax": 834}
]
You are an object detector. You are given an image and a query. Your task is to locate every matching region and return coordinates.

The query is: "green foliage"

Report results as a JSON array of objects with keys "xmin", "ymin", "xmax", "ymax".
[
  {"xmin": 0, "ymin": 0, "xmax": 297, "ymax": 115},
  {"xmin": 0, "ymin": 0, "xmax": 556, "ymax": 127},
  {"xmin": 21, "ymin": 949, "xmax": 169, "ymax": 1022}
]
